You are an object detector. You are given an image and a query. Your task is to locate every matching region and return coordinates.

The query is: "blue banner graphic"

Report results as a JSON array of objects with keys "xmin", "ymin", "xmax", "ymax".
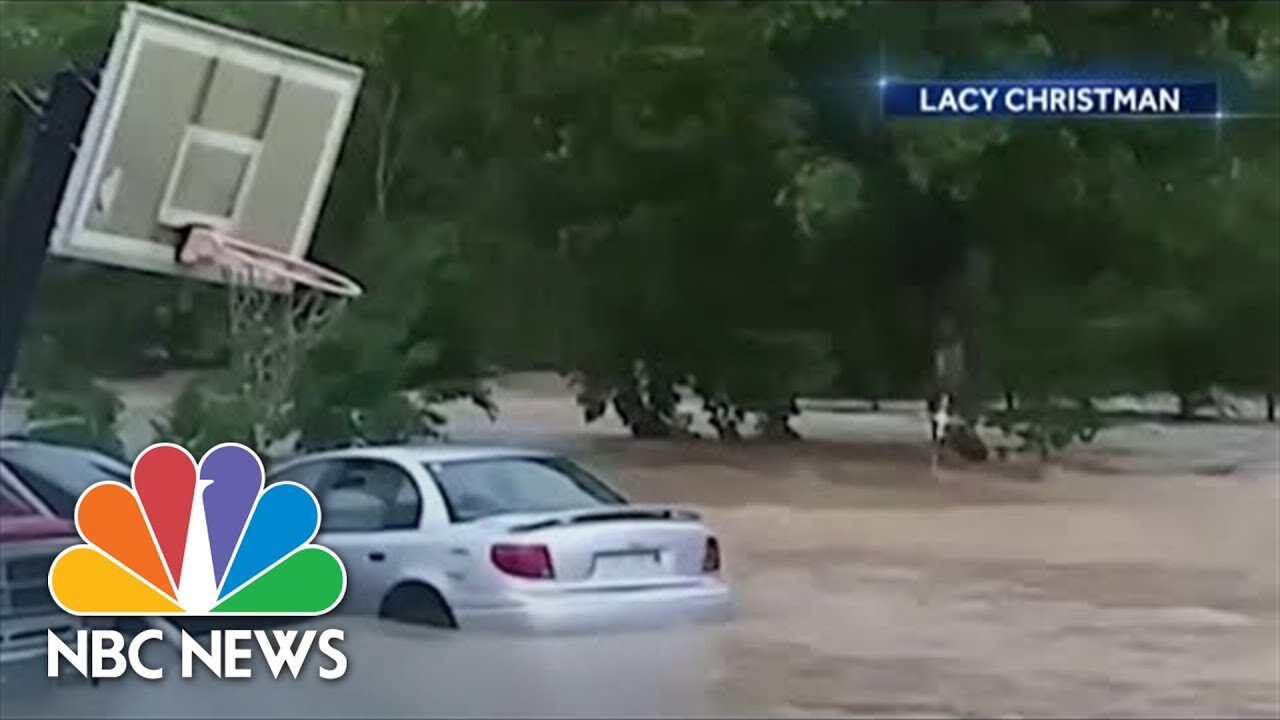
[{"xmin": 882, "ymin": 80, "xmax": 1218, "ymax": 118}]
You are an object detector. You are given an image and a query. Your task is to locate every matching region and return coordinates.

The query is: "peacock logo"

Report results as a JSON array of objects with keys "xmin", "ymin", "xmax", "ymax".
[{"xmin": 48, "ymin": 443, "xmax": 346, "ymax": 616}]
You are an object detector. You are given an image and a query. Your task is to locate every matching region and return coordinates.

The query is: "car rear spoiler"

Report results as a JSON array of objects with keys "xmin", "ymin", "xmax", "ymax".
[{"xmin": 503, "ymin": 504, "xmax": 702, "ymax": 533}]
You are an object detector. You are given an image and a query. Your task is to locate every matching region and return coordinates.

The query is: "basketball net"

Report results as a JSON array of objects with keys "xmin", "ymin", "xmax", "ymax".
[{"xmin": 177, "ymin": 228, "xmax": 363, "ymax": 450}]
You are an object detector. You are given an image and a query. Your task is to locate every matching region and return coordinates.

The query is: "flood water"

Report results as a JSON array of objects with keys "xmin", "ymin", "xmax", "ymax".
[
  {"xmin": 10, "ymin": 619, "xmax": 734, "ymax": 718},
  {"xmin": 2, "ymin": 380, "xmax": 1277, "ymax": 718},
  {"xmin": 8, "ymin": 485, "xmax": 1277, "ymax": 719}
]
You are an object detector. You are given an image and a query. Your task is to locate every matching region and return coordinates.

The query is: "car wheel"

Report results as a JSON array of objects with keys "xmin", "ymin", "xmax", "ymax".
[{"xmin": 379, "ymin": 583, "xmax": 457, "ymax": 629}]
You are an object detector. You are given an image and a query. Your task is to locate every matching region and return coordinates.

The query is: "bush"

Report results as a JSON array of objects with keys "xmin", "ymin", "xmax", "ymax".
[
  {"xmin": 986, "ymin": 397, "xmax": 1106, "ymax": 460},
  {"xmin": 24, "ymin": 383, "xmax": 126, "ymax": 459},
  {"xmin": 150, "ymin": 372, "xmax": 271, "ymax": 459},
  {"xmin": 14, "ymin": 335, "xmax": 125, "ymax": 457}
]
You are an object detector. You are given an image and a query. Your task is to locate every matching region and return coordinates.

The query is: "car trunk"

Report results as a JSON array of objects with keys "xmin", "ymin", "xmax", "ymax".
[
  {"xmin": 0, "ymin": 516, "xmax": 76, "ymax": 543},
  {"xmin": 481, "ymin": 505, "xmax": 713, "ymax": 590}
]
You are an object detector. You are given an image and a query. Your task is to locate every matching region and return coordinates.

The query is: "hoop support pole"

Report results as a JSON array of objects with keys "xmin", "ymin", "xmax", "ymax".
[{"xmin": 0, "ymin": 71, "xmax": 95, "ymax": 400}]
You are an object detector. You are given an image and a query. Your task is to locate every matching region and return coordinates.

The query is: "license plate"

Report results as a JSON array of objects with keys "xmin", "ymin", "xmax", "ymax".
[{"xmin": 592, "ymin": 551, "xmax": 661, "ymax": 579}]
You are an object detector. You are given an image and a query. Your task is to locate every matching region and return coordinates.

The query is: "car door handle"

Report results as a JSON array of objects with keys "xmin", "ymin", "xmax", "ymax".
[{"xmin": 368, "ymin": 552, "xmax": 386, "ymax": 562}]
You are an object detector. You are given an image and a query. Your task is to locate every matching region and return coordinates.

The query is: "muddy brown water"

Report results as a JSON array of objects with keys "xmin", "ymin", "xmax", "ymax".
[{"xmin": 2, "ymin": 380, "xmax": 1277, "ymax": 718}]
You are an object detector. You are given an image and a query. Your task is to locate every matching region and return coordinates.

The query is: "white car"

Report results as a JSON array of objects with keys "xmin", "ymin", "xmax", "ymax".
[{"xmin": 268, "ymin": 445, "xmax": 733, "ymax": 633}]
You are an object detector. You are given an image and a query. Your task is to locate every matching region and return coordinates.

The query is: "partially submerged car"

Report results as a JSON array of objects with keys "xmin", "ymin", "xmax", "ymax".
[
  {"xmin": 0, "ymin": 461, "xmax": 85, "ymax": 672},
  {"xmin": 1, "ymin": 441, "xmax": 175, "ymax": 686},
  {"xmin": 268, "ymin": 445, "xmax": 733, "ymax": 633}
]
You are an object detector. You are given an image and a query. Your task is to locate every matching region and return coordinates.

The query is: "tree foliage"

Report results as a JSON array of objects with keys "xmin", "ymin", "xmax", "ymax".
[{"xmin": 3, "ymin": 1, "xmax": 1276, "ymax": 458}]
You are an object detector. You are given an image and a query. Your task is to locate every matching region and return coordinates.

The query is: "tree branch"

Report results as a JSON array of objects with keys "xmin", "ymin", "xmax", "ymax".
[{"xmin": 375, "ymin": 80, "xmax": 402, "ymax": 217}]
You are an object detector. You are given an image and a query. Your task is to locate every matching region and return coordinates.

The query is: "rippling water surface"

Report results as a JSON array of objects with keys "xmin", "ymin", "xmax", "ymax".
[{"xmin": 3, "ymin": 381, "xmax": 1277, "ymax": 718}]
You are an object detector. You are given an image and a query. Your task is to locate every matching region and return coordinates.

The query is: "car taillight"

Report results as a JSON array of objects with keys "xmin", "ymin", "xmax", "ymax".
[
  {"xmin": 702, "ymin": 536, "xmax": 721, "ymax": 573},
  {"xmin": 491, "ymin": 543, "xmax": 555, "ymax": 579}
]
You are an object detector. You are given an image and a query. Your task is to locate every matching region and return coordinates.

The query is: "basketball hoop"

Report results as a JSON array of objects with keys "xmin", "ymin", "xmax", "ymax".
[
  {"xmin": 177, "ymin": 227, "xmax": 363, "ymax": 298},
  {"xmin": 174, "ymin": 226, "xmax": 363, "ymax": 450},
  {"xmin": 36, "ymin": 3, "xmax": 367, "ymax": 451}
]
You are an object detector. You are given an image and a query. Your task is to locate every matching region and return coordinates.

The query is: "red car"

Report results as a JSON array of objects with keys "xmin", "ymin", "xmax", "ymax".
[{"xmin": 0, "ymin": 461, "xmax": 86, "ymax": 670}]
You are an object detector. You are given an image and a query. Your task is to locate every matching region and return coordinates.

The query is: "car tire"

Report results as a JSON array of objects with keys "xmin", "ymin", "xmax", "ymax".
[{"xmin": 379, "ymin": 582, "xmax": 457, "ymax": 629}]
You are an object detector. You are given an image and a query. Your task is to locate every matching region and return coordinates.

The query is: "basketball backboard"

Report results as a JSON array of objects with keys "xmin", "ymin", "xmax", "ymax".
[{"xmin": 50, "ymin": 3, "xmax": 363, "ymax": 288}]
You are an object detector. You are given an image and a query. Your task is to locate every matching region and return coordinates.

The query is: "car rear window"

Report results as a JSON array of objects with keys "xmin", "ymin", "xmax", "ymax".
[
  {"xmin": 427, "ymin": 456, "xmax": 626, "ymax": 522},
  {"xmin": 0, "ymin": 478, "xmax": 36, "ymax": 517},
  {"xmin": 2, "ymin": 446, "xmax": 131, "ymax": 518}
]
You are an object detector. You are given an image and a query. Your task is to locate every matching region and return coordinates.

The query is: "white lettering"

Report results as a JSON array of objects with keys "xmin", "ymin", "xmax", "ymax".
[
  {"xmin": 52, "ymin": 628, "xmax": 346, "ymax": 680},
  {"xmin": 1094, "ymin": 87, "xmax": 1113, "ymax": 112},
  {"xmin": 977, "ymin": 86, "xmax": 999, "ymax": 112},
  {"xmin": 182, "ymin": 630, "xmax": 222, "ymax": 678},
  {"xmin": 1026, "ymin": 86, "xmax": 1048, "ymax": 113},
  {"xmin": 911, "ymin": 83, "xmax": 1184, "ymax": 117},
  {"xmin": 317, "ymin": 629, "xmax": 347, "ymax": 680},
  {"xmin": 1005, "ymin": 87, "xmax": 1026, "ymax": 113},
  {"xmin": 223, "ymin": 629, "xmax": 253, "ymax": 679},
  {"xmin": 919, "ymin": 88, "xmax": 938, "ymax": 113},
  {"xmin": 1076, "ymin": 88, "xmax": 1094, "ymax": 114},
  {"xmin": 1049, "ymin": 87, "xmax": 1068, "ymax": 114},
  {"xmin": 127, "ymin": 629, "xmax": 165, "ymax": 680},
  {"xmin": 937, "ymin": 89, "xmax": 959, "ymax": 113},
  {"xmin": 1114, "ymin": 88, "xmax": 1137, "ymax": 112},
  {"xmin": 255, "ymin": 630, "xmax": 315, "ymax": 680},
  {"xmin": 1137, "ymin": 88, "xmax": 1158, "ymax": 113},
  {"xmin": 957, "ymin": 87, "xmax": 983, "ymax": 113},
  {"xmin": 92, "ymin": 630, "xmax": 127, "ymax": 678},
  {"xmin": 47, "ymin": 630, "xmax": 89, "ymax": 678}
]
